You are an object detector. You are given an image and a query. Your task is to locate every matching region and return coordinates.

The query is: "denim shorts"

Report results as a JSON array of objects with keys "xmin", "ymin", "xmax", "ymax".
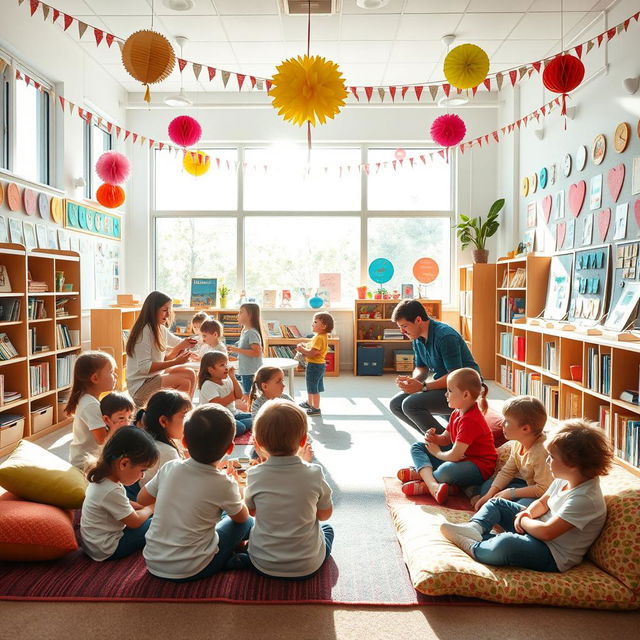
[
  {"xmin": 236, "ymin": 374, "xmax": 254, "ymax": 394},
  {"xmin": 306, "ymin": 363, "xmax": 326, "ymax": 394}
]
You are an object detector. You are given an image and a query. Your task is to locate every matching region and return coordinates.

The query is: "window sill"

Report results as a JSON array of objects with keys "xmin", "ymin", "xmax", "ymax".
[{"xmin": 0, "ymin": 168, "xmax": 64, "ymax": 196}]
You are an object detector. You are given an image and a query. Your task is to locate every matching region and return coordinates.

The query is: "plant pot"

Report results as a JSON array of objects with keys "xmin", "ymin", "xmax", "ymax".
[
  {"xmin": 374, "ymin": 294, "xmax": 382, "ymax": 299},
  {"xmin": 219, "ymin": 297, "xmax": 227, "ymax": 308},
  {"xmin": 473, "ymin": 249, "xmax": 489, "ymax": 263},
  {"xmin": 383, "ymin": 294, "xmax": 390, "ymax": 299},
  {"xmin": 357, "ymin": 286, "xmax": 368, "ymax": 299}
]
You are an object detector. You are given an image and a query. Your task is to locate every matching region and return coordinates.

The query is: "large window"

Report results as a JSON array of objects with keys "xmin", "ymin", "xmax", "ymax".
[
  {"xmin": 84, "ymin": 121, "xmax": 112, "ymax": 199},
  {"xmin": 155, "ymin": 217, "xmax": 237, "ymax": 304},
  {"xmin": 14, "ymin": 79, "xmax": 49, "ymax": 184},
  {"xmin": 0, "ymin": 67, "xmax": 8, "ymax": 170}
]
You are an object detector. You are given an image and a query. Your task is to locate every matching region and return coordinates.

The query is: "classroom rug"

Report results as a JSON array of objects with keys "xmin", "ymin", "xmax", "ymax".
[
  {"xmin": 233, "ymin": 432, "xmax": 253, "ymax": 446},
  {"xmin": 383, "ymin": 476, "xmax": 475, "ymax": 513}
]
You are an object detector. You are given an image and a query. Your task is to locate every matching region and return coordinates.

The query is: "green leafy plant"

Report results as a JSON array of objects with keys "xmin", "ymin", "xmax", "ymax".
[
  {"xmin": 454, "ymin": 198, "xmax": 505, "ymax": 251},
  {"xmin": 375, "ymin": 286, "xmax": 388, "ymax": 295},
  {"xmin": 219, "ymin": 285, "xmax": 230, "ymax": 298}
]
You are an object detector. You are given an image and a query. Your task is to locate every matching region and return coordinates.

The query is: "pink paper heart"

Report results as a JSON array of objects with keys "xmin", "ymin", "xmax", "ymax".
[
  {"xmin": 607, "ymin": 164, "xmax": 625, "ymax": 203},
  {"xmin": 634, "ymin": 199, "xmax": 640, "ymax": 227},
  {"xmin": 597, "ymin": 208, "xmax": 611, "ymax": 242},
  {"xmin": 542, "ymin": 195, "xmax": 553, "ymax": 223},
  {"xmin": 556, "ymin": 221, "xmax": 566, "ymax": 250},
  {"xmin": 569, "ymin": 181, "xmax": 586, "ymax": 217}
]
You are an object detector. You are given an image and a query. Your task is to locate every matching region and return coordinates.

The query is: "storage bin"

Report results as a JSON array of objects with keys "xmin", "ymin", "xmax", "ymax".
[
  {"xmin": 325, "ymin": 351, "xmax": 335, "ymax": 373},
  {"xmin": 394, "ymin": 349, "xmax": 414, "ymax": 372},
  {"xmin": 31, "ymin": 405, "xmax": 54, "ymax": 434},
  {"xmin": 0, "ymin": 416, "xmax": 25, "ymax": 448},
  {"xmin": 357, "ymin": 345, "xmax": 384, "ymax": 376}
]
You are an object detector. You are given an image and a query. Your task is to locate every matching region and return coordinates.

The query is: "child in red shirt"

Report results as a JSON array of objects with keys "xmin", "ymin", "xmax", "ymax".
[{"xmin": 397, "ymin": 367, "xmax": 497, "ymax": 504}]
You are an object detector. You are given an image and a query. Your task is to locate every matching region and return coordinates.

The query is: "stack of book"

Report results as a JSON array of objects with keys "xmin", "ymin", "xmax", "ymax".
[
  {"xmin": 0, "ymin": 374, "xmax": 22, "ymax": 406},
  {"xmin": 0, "ymin": 299, "xmax": 21, "ymax": 322},
  {"xmin": 27, "ymin": 276, "xmax": 48, "ymax": 292},
  {"xmin": 28, "ymin": 298, "xmax": 47, "ymax": 320},
  {"xmin": 499, "ymin": 332, "xmax": 513, "ymax": 357},
  {"xmin": 499, "ymin": 363, "xmax": 513, "ymax": 389},
  {"xmin": 56, "ymin": 353, "xmax": 77, "ymax": 388},
  {"xmin": 220, "ymin": 313, "xmax": 241, "ymax": 342},
  {"xmin": 586, "ymin": 347, "xmax": 611, "ymax": 395},
  {"xmin": 0, "ymin": 333, "xmax": 18, "ymax": 360},
  {"xmin": 619, "ymin": 389, "xmax": 639, "ymax": 405},
  {"xmin": 55, "ymin": 298, "xmax": 72, "ymax": 317},
  {"xmin": 543, "ymin": 341, "xmax": 558, "ymax": 373},
  {"xmin": 383, "ymin": 328, "xmax": 404, "ymax": 340},
  {"xmin": 509, "ymin": 268, "xmax": 527, "ymax": 287},
  {"xmin": 542, "ymin": 384, "xmax": 560, "ymax": 419},
  {"xmin": 498, "ymin": 296, "xmax": 525, "ymax": 323},
  {"xmin": 512, "ymin": 335, "xmax": 525, "ymax": 361},
  {"xmin": 29, "ymin": 361, "xmax": 50, "ymax": 396},
  {"xmin": 56, "ymin": 324, "xmax": 79, "ymax": 350},
  {"xmin": 613, "ymin": 414, "xmax": 640, "ymax": 466},
  {"xmin": 28, "ymin": 328, "xmax": 50, "ymax": 354}
]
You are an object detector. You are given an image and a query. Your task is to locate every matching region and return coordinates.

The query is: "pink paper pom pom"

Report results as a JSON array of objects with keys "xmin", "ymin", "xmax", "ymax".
[
  {"xmin": 430, "ymin": 114, "xmax": 467, "ymax": 147},
  {"xmin": 96, "ymin": 152, "xmax": 131, "ymax": 185},
  {"xmin": 168, "ymin": 115, "xmax": 202, "ymax": 148}
]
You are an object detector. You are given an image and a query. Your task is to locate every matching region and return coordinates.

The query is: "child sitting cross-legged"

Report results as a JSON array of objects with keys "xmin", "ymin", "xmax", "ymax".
[
  {"xmin": 397, "ymin": 367, "xmax": 497, "ymax": 504},
  {"xmin": 441, "ymin": 420, "xmax": 613, "ymax": 573},
  {"xmin": 238, "ymin": 400, "xmax": 334, "ymax": 579},
  {"xmin": 472, "ymin": 395, "xmax": 553, "ymax": 511},
  {"xmin": 138, "ymin": 405, "xmax": 253, "ymax": 581}
]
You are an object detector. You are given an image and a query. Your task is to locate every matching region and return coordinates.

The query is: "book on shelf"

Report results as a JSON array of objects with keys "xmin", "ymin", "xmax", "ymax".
[
  {"xmin": 0, "ymin": 265, "xmax": 11, "ymax": 293},
  {"xmin": 566, "ymin": 391, "xmax": 581, "ymax": 419},
  {"xmin": 27, "ymin": 273, "xmax": 48, "ymax": 293},
  {"xmin": 56, "ymin": 353, "xmax": 77, "ymax": 388},
  {"xmin": 0, "ymin": 332, "xmax": 18, "ymax": 360},
  {"xmin": 620, "ymin": 389, "xmax": 639, "ymax": 405},
  {"xmin": 509, "ymin": 268, "xmax": 527, "ymax": 288},
  {"xmin": 500, "ymin": 270, "xmax": 509, "ymax": 288},
  {"xmin": 498, "ymin": 296, "xmax": 525, "ymax": 323},
  {"xmin": 542, "ymin": 384, "xmax": 560, "ymax": 419},
  {"xmin": 513, "ymin": 335, "xmax": 525, "ymax": 361},
  {"xmin": 383, "ymin": 328, "xmax": 404, "ymax": 340},
  {"xmin": 56, "ymin": 324, "xmax": 79, "ymax": 350},
  {"xmin": 55, "ymin": 297, "xmax": 73, "ymax": 317},
  {"xmin": 266, "ymin": 320, "xmax": 282, "ymax": 338},
  {"xmin": 122, "ymin": 329, "xmax": 130, "ymax": 350},
  {"xmin": 0, "ymin": 298, "xmax": 21, "ymax": 322},
  {"xmin": 614, "ymin": 414, "xmax": 640, "ymax": 465},
  {"xmin": 28, "ymin": 298, "xmax": 47, "ymax": 320},
  {"xmin": 499, "ymin": 363, "xmax": 513, "ymax": 390},
  {"xmin": 543, "ymin": 341, "xmax": 558, "ymax": 373},
  {"xmin": 29, "ymin": 361, "xmax": 50, "ymax": 396},
  {"xmin": 599, "ymin": 405, "xmax": 612, "ymax": 443},
  {"xmin": 499, "ymin": 332, "xmax": 513, "ymax": 357}
]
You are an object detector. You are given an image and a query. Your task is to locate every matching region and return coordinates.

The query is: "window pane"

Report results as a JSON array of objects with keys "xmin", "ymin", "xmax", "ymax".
[
  {"xmin": 367, "ymin": 149, "xmax": 450, "ymax": 211},
  {"xmin": 89, "ymin": 124, "xmax": 112, "ymax": 199},
  {"xmin": 155, "ymin": 149, "xmax": 238, "ymax": 211},
  {"xmin": 155, "ymin": 217, "xmax": 237, "ymax": 304},
  {"xmin": 245, "ymin": 216, "xmax": 359, "ymax": 306},
  {"xmin": 14, "ymin": 81, "xmax": 44, "ymax": 182},
  {"xmin": 243, "ymin": 147, "xmax": 361, "ymax": 211},
  {"xmin": 368, "ymin": 218, "xmax": 451, "ymax": 304}
]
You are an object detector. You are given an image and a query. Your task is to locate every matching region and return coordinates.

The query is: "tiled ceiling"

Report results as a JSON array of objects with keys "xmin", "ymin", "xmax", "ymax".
[{"xmin": 52, "ymin": 0, "xmax": 614, "ymax": 92}]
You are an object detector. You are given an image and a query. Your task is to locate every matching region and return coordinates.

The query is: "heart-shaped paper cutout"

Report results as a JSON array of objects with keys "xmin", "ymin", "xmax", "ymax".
[
  {"xmin": 556, "ymin": 221, "xmax": 566, "ymax": 250},
  {"xmin": 569, "ymin": 181, "xmax": 586, "ymax": 217},
  {"xmin": 542, "ymin": 195, "xmax": 553, "ymax": 223},
  {"xmin": 607, "ymin": 164, "xmax": 625, "ymax": 203},
  {"xmin": 597, "ymin": 208, "xmax": 611, "ymax": 242},
  {"xmin": 634, "ymin": 199, "xmax": 640, "ymax": 228}
]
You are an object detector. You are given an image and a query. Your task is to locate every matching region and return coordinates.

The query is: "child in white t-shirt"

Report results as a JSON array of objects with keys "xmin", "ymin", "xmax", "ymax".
[
  {"xmin": 194, "ymin": 319, "xmax": 228, "ymax": 359},
  {"xmin": 441, "ymin": 420, "xmax": 613, "ymax": 572},
  {"xmin": 198, "ymin": 351, "xmax": 252, "ymax": 436}
]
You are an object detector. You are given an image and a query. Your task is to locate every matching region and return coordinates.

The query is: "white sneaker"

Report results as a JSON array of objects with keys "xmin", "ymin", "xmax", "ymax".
[{"xmin": 440, "ymin": 520, "xmax": 483, "ymax": 542}]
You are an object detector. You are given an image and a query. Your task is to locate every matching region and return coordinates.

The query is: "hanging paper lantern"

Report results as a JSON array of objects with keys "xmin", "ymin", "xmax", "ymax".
[
  {"xmin": 443, "ymin": 44, "xmax": 490, "ymax": 90},
  {"xmin": 269, "ymin": 55, "xmax": 348, "ymax": 127},
  {"xmin": 96, "ymin": 184, "xmax": 125, "ymax": 209},
  {"xmin": 168, "ymin": 115, "xmax": 202, "ymax": 148},
  {"xmin": 394, "ymin": 148, "xmax": 406, "ymax": 161},
  {"xmin": 542, "ymin": 54, "xmax": 585, "ymax": 115},
  {"xmin": 430, "ymin": 114, "xmax": 467, "ymax": 147},
  {"xmin": 96, "ymin": 152, "xmax": 131, "ymax": 185},
  {"xmin": 121, "ymin": 30, "xmax": 175, "ymax": 103},
  {"xmin": 183, "ymin": 150, "xmax": 211, "ymax": 177}
]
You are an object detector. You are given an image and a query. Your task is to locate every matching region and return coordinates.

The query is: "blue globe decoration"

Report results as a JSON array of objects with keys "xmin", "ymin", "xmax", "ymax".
[
  {"xmin": 309, "ymin": 296, "xmax": 323, "ymax": 309},
  {"xmin": 369, "ymin": 258, "xmax": 394, "ymax": 284}
]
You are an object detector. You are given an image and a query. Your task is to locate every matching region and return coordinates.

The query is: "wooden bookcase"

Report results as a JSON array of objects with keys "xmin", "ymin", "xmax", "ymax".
[
  {"xmin": 267, "ymin": 337, "xmax": 340, "ymax": 377},
  {"xmin": 0, "ymin": 244, "xmax": 82, "ymax": 458},
  {"xmin": 91, "ymin": 306, "xmax": 141, "ymax": 391},
  {"xmin": 459, "ymin": 263, "xmax": 497, "ymax": 379},
  {"xmin": 353, "ymin": 299, "xmax": 442, "ymax": 375},
  {"xmin": 492, "ymin": 254, "xmax": 640, "ymax": 477}
]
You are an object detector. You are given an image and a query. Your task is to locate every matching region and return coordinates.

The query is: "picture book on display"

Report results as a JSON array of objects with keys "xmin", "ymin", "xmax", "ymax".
[{"xmin": 190, "ymin": 278, "xmax": 217, "ymax": 308}]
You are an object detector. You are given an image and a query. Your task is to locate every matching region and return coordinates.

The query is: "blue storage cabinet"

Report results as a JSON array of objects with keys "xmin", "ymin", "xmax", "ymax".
[{"xmin": 357, "ymin": 345, "xmax": 384, "ymax": 375}]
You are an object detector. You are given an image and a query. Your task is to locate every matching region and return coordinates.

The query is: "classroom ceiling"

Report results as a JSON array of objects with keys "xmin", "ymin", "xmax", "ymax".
[{"xmin": 53, "ymin": 0, "xmax": 613, "ymax": 92}]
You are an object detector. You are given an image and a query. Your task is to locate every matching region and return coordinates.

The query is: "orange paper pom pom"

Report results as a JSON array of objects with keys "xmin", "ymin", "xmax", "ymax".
[{"xmin": 96, "ymin": 184, "xmax": 125, "ymax": 209}]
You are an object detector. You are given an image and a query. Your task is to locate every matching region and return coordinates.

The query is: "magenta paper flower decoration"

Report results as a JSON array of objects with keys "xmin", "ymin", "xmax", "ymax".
[
  {"xmin": 96, "ymin": 152, "xmax": 131, "ymax": 185},
  {"xmin": 168, "ymin": 115, "xmax": 202, "ymax": 148},
  {"xmin": 430, "ymin": 113, "xmax": 466, "ymax": 147}
]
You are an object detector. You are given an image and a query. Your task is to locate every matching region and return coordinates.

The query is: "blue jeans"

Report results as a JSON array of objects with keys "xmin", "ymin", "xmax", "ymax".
[
  {"xmin": 108, "ymin": 518, "xmax": 151, "ymax": 560},
  {"xmin": 236, "ymin": 374, "xmax": 254, "ymax": 394},
  {"xmin": 470, "ymin": 498, "xmax": 558, "ymax": 572},
  {"xmin": 410, "ymin": 442, "xmax": 484, "ymax": 487},
  {"xmin": 390, "ymin": 390, "xmax": 451, "ymax": 434},
  {"xmin": 234, "ymin": 411, "xmax": 252, "ymax": 436},
  {"xmin": 476, "ymin": 476, "xmax": 535, "ymax": 507},
  {"xmin": 166, "ymin": 515, "xmax": 254, "ymax": 582},
  {"xmin": 124, "ymin": 481, "xmax": 141, "ymax": 502},
  {"xmin": 305, "ymin": 363, "xmax": 326, "ymax": 394}
]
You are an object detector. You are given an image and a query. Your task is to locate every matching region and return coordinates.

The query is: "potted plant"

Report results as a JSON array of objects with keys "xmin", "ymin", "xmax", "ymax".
[
  {"xmin": 219, "ymin": 285, "xmax": 230, "ymax": 308},
  {"xmin": 374, "ymin": 286, "xmax": 387, "ymax": 300},
  {"xmin": 454, "ymin": 198, "xmax": 504, "ymax": 263}
]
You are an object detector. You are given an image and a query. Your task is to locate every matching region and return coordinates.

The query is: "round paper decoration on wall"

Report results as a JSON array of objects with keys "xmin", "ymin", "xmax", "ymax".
[
  {"xmin": 67, "ymin": 203, "xmax": 79, "ymax": 228},
  {"xmin": 443, "ymin": 43, "xmax": 489, "ymax": 90},
  {"xmin": 168, "ymin": 115, "xmax": 202, "ymax": 148},
  {"xmin": 576, "ymin": 145, "xmax": 587, "ymax": 171},
  {"xmin": 563, "ymin": 153, "xmax": 572, "ymax": 177},
  {"xmin": 542, "ymin": 54, "xmax": 585, "ymax": 115},
  {"xmin": 368, "ymin": 258, "xmax": 394, "ymax": 284},
  {"xmin": 94, "ymin": 212, "xmax": 103, "ymax": 234},
  {"xmin": 521, "ymin": 176, "xmax": 529, "ymax": 197},
  {"xmin": 78, "ymin": 206, "xmax": 88, "ymax": 230},
  {"xmin": 614, "ymin": 122, "xmax": 630, "ymax": 153},
  {"xmin": 86, "ymin": 209, "xmax": 95, "ymax": 232},
  {"xmin": 539, "ymin": 167, "xmax": 548, "ymax": 189},
  {"xmin": 96, "ymin": 184, "xmax": 126, "ymax": 209},
  {"xmin": 51, "ymin": 197, "xmax": 64, "ymax": 224},
  {"xmin": 121, "ymin": 30, "xmax": 175, "ymax": 103},
  {"xmin": 113, "ymin": 218, "xmax": 120, "ymax": 238},
  {"xmin": 413, "ymin": 258, "xmax": 439, "ymax": 284},
  {"xmin": 96, "ymin": 152, "xmax": 131, "ymax": 185},
  {"xmin": 591, "ymin": 134, "xmax": 606, "ymax": 165},
  {"xmin": 430, "ymin": 113, "xmax": 466, "ymax": 148},
  {"xmin": 549, "ymin": 163, "xmax": 557, "ymax": 185},
  {"xmin": 0, "ymin": 182, "xmax": 4, "ymax": 208},
  {"xmin": 529, "ymin": 172, "xmax": 538, "ymax": 194},
  {"xmin": 37, "ymin": 192, "xmax": 50, "ymax": 219},
  {"xmin": 23, "ymin": 189, "xmax": 37, "ymax": 216},
  {"xmin": 183, "ymin": 150, "xmax": 211, "ymax": 177},
  {"xmin": 7, "ymin": 183, "xmax": 21, "ymax": 211}
]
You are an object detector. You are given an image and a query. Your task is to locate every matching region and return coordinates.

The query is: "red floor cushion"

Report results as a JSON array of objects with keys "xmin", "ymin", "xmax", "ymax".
[{"xmin": 484, "ymin": 408, "xmax": 506, "ymax": 448}]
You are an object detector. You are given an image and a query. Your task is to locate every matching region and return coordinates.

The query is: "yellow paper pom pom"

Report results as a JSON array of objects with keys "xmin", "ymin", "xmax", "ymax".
[
  {"xmin": 443, "ymin": 43, "xmax": 490, "ymax": 90},
  {"xmin": 183, "ymin": 150, "xmax": 210, "ymax": 177},
  {"xmin": 269, "ymin": 55, "xmax": 348, "ymax": 127}
]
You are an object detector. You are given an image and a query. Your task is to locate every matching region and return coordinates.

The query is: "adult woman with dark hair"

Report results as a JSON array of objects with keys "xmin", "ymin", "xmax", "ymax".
[{"xmin": 125, "ymin": 291, "xmax": 197, "ymax": 407}]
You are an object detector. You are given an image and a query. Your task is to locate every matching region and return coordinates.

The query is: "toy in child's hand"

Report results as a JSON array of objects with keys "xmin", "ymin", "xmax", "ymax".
[{"xmin": 293, "ymin": 352, "xmax": 306, "ymax": 367}]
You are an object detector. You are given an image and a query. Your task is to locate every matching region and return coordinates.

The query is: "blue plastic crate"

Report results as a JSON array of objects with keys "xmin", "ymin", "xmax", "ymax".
[{"xmin": 357, "ymin": 345, "xmax": 384, "ymax": 376}]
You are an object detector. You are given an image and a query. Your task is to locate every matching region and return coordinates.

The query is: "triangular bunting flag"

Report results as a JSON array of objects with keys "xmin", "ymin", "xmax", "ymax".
[
  {"xmin": 237, "ymin": 74, "xmax": 246, "ymax": 90},
  {"xmin": 414, "ymin": 85, "xmax": 423, "ymax": 101},
  {"xmin": 63, "ymin": 14, "xmax": 73, "ymax": 31},
  {"xmin": 58, "ymin": 95, "xmax": 65, "ymax": 110},
  {"xmin": 256, "ymin": 79, "xmax": 264, "ymax": 90},
  {"xmin": 523, "ymin": 115, "xmax": 528, "ymax": 125},
  {"xmin": 607, "ymin": 27, "xmax": 616, "ymax": 41},
  {"xmin": 509, "ymin": 70, "xmax": 517, "ymax": 86},
  {"xmin": 78, "ymin": 21, "xmax": 88, "ymax": 39},
  {"xmin": 178, "ymin": 58, "xmax": 187, "ymax": 72},
  {"xmin": 94, "ymin": 29, "xmax": 103, "ymax": 46},
  {"xmin": 492, "ymin": 131, "xmax": 499, "ymax": 142},
  {"xmin": 115, "ymin": 126, "xmax": 121, "ymax": 138},
  {"xmin": 221, "ymin": 70, "xmax": 230, "ymax": 88},
  {"xmin": 117, "ymin": 40, "xmax": 124, "ymax": 53},
  {"xmin": 459, "ymin": 144, "xmax": 465, "ymax": 155},
  {"xmin": 428, "ymin": 85, "xmax": 438, "ymax": 100},
  {"xmin": 586, "ymin": 40, "xmax": 595, "ymax": 54},
  {"xmin": 484, "ymin": 134, "xmax": 489, "ymax": 144},
  {"xmin": 132, "ymin": 133, "xmax": 138, "ymax": 143},
  {"xmin": 106, "ymin": 33, "xmax": 114, "ymax": 47},
  {"xmin": 350, "ymin": 86, "xmax": 359, "ymax": 101},
  {"xmin": 265, "ymin": 79, "xmax": 272, "ymax": 92},
  {"xmin": 140, "ymin": 136, "xmax": 146, "ymax": 146},
  {"xmin": 106, "ymin": 122, "xmax": 113, "ymax": 133},
  {"xmin": 519, "ymin": 66, "xmax": 527, "ymax": 79},
  {"xmin": 250, "ymin": 76, "xmax": 256, "ymax": 88},
  {"xmin": 541, "ymin": 105, "xmax": 546, "ymax": 115},
  {"xmin": 68, "ymin": 101, "xmax": 75, "ymax": 115},
  {"xmin": 419, "ymin": 155, "xmax": 426, "ymax": 164},
  {"xmin": 24, "ymin": 75, "xmax": 31, "ymax": 86},
  {"xmin": 159, "ymin": 142, "xmax": 164, "ymax": 151},
  {"xmin": 477, "ymin": 137, "xmax": 483, "ymax": 147},
  {"xmin": 375, "ymin": 162, "xmax": 381, "ymax": 172},
  {"xmin": 85, "ymin": 111, "xmax": 93, "ymax": 123},
  {"xmin": 401, "ymin": 86, "xmax": 408, "ymax": 99},
  {"xmin": 30, "ymin": 0, "xmax": 39, "ymax": 17},
  {"xmin": 532, "ymin": 61, "xmax": 541, "ymax": 73},
  {"xmin": 634, "ymin": 11, "xmax": 639, "ymax": 21},
  {"xmin": 15, "ymin": 70, "xmax": 22, "ymax": 80},
  {"xmin": 363, "ymin": 164, "xmax": 370, "ymax": 175},
  {"xmin": 208, "ymin": 67, "xmax": 216, "ymax": 81},
  {"xmin": 516, "ymin": 119, "xmax": 521, "ymax": 128},
  {"xmin": 392, "ymin": 160, "xmax": 397, "ymax": 171},
  {"xmin": 624, "ymin": 18, "xmax": 630, "ymax": 30},
  {"xmin": 443, "ymin": 83, "xmax": 451, "ymax": 97},
  {"xmin": 216, "ymin": 158, "xmax": 221, "ymax": 169},
  {"xmin": 389, "ymin": 86, "xmax": 396, "ymax": 101},
  {"xmin": 42, "ymin": 4, "xmax": 49, "ymax": 20},
  {"xmin": 496, "ymin": 72, "xmax": 503, "ymax": 90},
  {"xmin": 364, "ymin": 86, "xmax": 373, "ymax": 102},
  {"xmin": 574, "ymin": 44, "xmax": 583, "ymax": 58},
  {"xmin": 472, "ymin": 86, "xmax": 478, "ymax": 96},
  {"xmin": 597, "ymin": 33, "xmax": 604, "ymax": 46},
  {"xmin": 53, "ymin": 8, "xmax": 60, "ymax": 22},
  {"xmin": 97, "ymin": 117, "xmax": 103, "ymax": 128},
  {"xmin": 437, "ymin": 150, "xmax": 445, "ymax": 160},
  {"xmin": 377, "ymin": 87, "xmax": 385, "ymax": 102},
  {"xmin": 77, "ymin": 107, "xmax": 84, "ymax": 120},
  {"xmin": 616, "ymin": 24, "xmax": 623, "ymax": 34},
  {"xmin": 483, "ymin": 78, "xmax": 491, "ymax": 91},
  {"xmin": 124, "ymin": 130, "xmax": 131, "ymax": 141},
  {"xmin": 192, "ymin": 63, "xmax": 202, "ymax": 80},
  {"xmin": 501, "ymin": 127, "xmax": 506, "ymax": 134},
  {"xmin": 149, "ymin": 139, "xmax": 155, "ymax": 149}
]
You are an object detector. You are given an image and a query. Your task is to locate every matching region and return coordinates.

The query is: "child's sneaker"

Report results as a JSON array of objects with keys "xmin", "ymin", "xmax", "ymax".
[
  {"xmin": 440, "ymin": 524, "xmax": 479, "ymax": 558},
  {"xmin": 396, "ymin": 467, "xmax": 421, "ymax": 483},
  {"xmin": 440, "ymin": 521, "xmax": 483, "ymax": 542},
  {"xmin": 401, "ymin": 480, "xmax": 428, "ymax": 496},
  {"xmin": 306, "ymin": 407, "xmax": 321, "ymax": 416},
  {"xmin": 299, "ymin": 401, "xmax": 311, "ymax": 409}
]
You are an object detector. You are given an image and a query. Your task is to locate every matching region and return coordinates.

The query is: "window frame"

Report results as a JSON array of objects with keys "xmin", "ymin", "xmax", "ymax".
[
  {"xmin": 151, "ymin": 143, "xmax": 455, "ymax": 307},
  {"xmin": 84, "ymin": 119, "xmax": 113, "ymax": 200}
]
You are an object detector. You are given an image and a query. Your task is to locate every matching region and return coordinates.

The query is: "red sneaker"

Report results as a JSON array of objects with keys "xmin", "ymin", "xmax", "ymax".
[
  {"xmin": 401, "ymin": 480, "xmax": 428, "ymax": 496},
  {"xmin": 396, "ymin": 467, "xmax": 421, "ymax": 483},
  {"xmin": 435, "ymin": 483, "xmax": 449, "ymax": 504}
]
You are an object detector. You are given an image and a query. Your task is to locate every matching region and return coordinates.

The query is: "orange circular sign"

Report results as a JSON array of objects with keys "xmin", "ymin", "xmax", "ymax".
[{"xmin": 413, "ymin": 257, "xmax": 439, "ymax": 283}]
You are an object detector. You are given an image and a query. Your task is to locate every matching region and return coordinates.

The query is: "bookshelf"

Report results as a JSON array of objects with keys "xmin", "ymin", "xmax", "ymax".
[
  {"xmin": 90, "ymin": 306, "xmax": 141, "ymax": 391},
  {"xmin": 267, "ymin": 337, "xmax": 341, "ymax": 377},
  {"xmin": 459, "ymin": 263, "xmax": 496, "ymax": 379},
  {"xmin": 353, "ymin": 299, "xmax": 442, "ymax": 375},
  {"xmin": 0, "ymin": 244, "xmax": 82, "ymax": 458},
  {"xmin": 492, "ymin": 254, "xmax": 640, "ymax": 477}
]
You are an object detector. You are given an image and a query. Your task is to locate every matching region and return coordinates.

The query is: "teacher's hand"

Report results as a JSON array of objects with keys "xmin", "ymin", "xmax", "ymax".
[
  {"xmin": 396, "ymin": 376, "xmax": 423, "ymax": 394},
  {"xmin": 172, "ymin": 351, "xmax": 192, "ymax": 365}
]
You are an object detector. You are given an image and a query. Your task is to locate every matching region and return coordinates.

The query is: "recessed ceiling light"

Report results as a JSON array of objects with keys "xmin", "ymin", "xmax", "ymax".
[
  {"xmin": 356, "ymin": 0, "xmax": 389, "ymax": 9},
  {"xmin": 162, "ymin": 0, "xmax": 194, "ymax": 11}
]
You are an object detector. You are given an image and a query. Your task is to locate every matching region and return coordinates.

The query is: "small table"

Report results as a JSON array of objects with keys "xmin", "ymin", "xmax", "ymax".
[{"xmin": 262, "ymin": 357, "xmax": 299, "ymax": 396}]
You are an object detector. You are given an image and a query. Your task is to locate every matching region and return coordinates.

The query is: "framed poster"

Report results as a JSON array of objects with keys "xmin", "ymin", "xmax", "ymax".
[
  {"xmin": 614, "ymin": 203, "xmax": 628, "ymax": 241},
  {"xmin": 319, "ymin": 273, "xmax": 341, "ymax": 303},
  {"xmin": 604, "ymin": 282, "xmax": 640, "ymax": 332},
  {"xmin": 568, "ymin": 244, "xmax": 610, "ymax": 326},
  {"xmin": 543, "ymin": 252, "xmax": 573, "ymax": 320},
  {"xmin": 401, "ymin": 283, "xmax": 414, "ymax": 299},
  {"xmin": 191, "ymin": 278, "xmax": 217, "ymax": 308},
  {"xmin": 262, "ymin": 289, "xmax": 276, "ymax": 308},
  {"xmin": 589, "ymin": 174, "xmax": 602, "ymax": 210}
]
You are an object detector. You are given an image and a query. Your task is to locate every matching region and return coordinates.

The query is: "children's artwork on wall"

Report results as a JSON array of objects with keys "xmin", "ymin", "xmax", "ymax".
[
  {"xmin": 526, "ymin": 201, "xmax": 537, "ymax": 228},
  {"xmin": 614, "ymin": 203, "xmax": 628, "ymax": 240},
  {"xmin": 8, "ymin": 218, "xmax": 23, "ymax": 245},
  {"xmin": 543, "ymin": 252, "xmax": 573, "ymax": 320},
  {"xmin": 262, "ymin": 289, "xmax": 276, "ymax": 308},
  {"xmin": 568, "ymin": 180, "xmax": 586, "ymax": 217},
  {"xmin": 319, "ymin": 273, "xmax": 341, "ymax": 303},
  {"xmin": 564, "ymin": 219, "xmax": 575, "ymax": 249},
  {"xmin": 554, "ymin": 190, "xmax": 565, "ymax": 220},
  {"xmin": 568, "ymin": 245, "xmax": 610, "ymax": 326},
  {"xmin": 632, "ymin": 157, "xmax": 640, "ymax": 195},
  {"xmin": 607, "ymin": 164, "xmax": 625, "ymax": 203},
  {"xmin": 401, "ymin": 283, "xmax": 414, "ymax": 298},
  {"xmin": 191, "ymin": 278, "xmax": 217, "ymax": 308},
  {"xmin": 536, "ymin": 223, "xmax": 553, "ymax": 253},
  {"xmin": 35, "ymin": 223, "xmax": 47, "ymax": 249},
  {"xmin": 539, "ymin": 195, "xmax": 552, "ymax": 223},
  {"xmin": 597, "ymin": 208, "xmax": 611, "ymax": 243},
  {"xmin": 589, "ymin": 174, "xmax": 602, "ymax": 210},
  {"xmin": 0, "ymin": 216, "xmax": 7, "ymax": 243},
  {"xmin": 280, "ymin": 289, "xmax": 292, "ymax": 307},
  {"xmin": 555, "ymin": 222, "xmax": 566, "ymax": 251},
  {"xmin": 522, "ymin": 229, "xmax": 536, "ymax": 253},
  {"xmin": 609, "ymin": 241, "xmax": 640, "ymax": 330},
  {"xmin": 47, "ymin": 228, "xmax": 58, "ymax": 249},
  {"xmin": 604, "ymin": 281, "xmax": 640, "ymax": 332},
  {"xmin": 581, "ymin": 213, "xmax": 593, "ymax": 246},
  {"xmin": 57, "ymin": 229, "xmax": 70, "ymax": 250},
  {"xmin": 22, "ymin": 222, "xmax": 36, "ymax": 251}
]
